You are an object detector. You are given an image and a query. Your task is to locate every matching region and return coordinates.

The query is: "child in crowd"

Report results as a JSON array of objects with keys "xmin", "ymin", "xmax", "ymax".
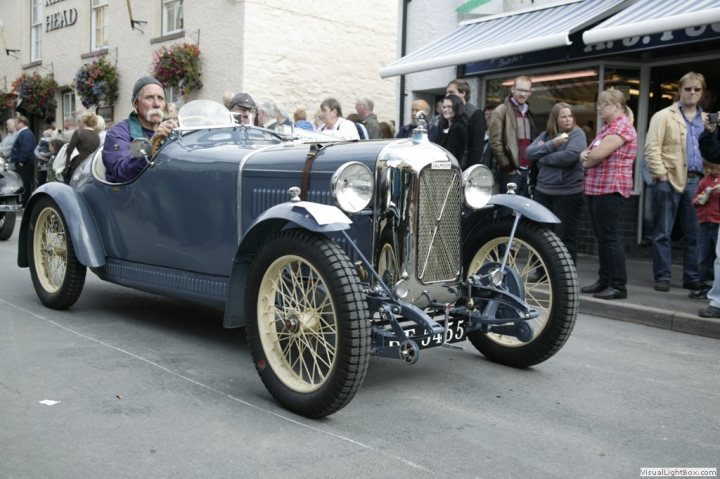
[{"xmin": 691, "ymin": 160, "xmax": 720, "ymax": 298}]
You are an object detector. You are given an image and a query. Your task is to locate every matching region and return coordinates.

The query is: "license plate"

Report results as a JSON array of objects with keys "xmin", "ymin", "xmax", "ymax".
[{"xmin": 387, "ymin": 319, "xmax": 467, "ymax": 349}]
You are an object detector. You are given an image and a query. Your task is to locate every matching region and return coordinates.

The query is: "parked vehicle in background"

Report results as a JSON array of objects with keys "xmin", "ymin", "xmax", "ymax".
[
  {"xmin": 18, "ymin": 100, "xmax": 577, "ymax": 418},
  {"xmin": 0, "ymin": 157, "xmax": 23, "ymax": 240}
]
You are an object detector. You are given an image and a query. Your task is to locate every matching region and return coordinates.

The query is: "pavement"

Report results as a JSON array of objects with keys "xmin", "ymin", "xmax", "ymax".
[{"xmin": 575, "ymin": 254, "xmax": 720, "ymax": 339}]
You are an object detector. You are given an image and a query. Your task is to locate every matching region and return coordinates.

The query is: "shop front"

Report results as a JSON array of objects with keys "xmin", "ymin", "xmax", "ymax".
[{"xmin": 383, "ymin": 0, "xmax": 720, "ymax": 256}]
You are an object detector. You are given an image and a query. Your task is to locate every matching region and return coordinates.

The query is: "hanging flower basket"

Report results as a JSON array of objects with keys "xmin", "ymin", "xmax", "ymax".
[
  {"xmin": 74, "ymin": 56, "xmax": 119, "ymax": 109},
  {"xmin": 0, "ymin": 90, "xmax": 15, "ymax": 120},
  {"xmin": 11, "ymin": 72, "xmax": 59, "ymax": 119},
  {"xmin": 151, "ymin": 43, "xmax": 203, "ymax": 99}
]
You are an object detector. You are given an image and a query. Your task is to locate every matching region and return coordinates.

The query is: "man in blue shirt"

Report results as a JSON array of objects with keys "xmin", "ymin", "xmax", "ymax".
[
  {"xmin": 645, "ymin": 72, "xmax": 707, "ymax": 294},
  {"xmin": 102, "ymin": 76, "xmax": 177, "ymax": 183}
]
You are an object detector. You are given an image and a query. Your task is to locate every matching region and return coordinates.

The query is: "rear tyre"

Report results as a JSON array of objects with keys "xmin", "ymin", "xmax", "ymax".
[
  {"xmin": 465, "ymin": 217, "xmax": 577, "ymax": 367},
  {"xmin": 0, "ymin": 212, "xmax": 15, "ymax": 241},
  {"xmin": 28, "ymin": 197, "xmax": 86, "ymax": 309},
  {"xmin": 245, "ymin": 229, "xmax": 370, "ymax": 418}
]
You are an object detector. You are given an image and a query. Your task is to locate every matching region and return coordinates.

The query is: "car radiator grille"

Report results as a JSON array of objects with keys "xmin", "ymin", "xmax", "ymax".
[{"xmin": 416, "ymin": 168, "xmax": 462, "ymax": 283}]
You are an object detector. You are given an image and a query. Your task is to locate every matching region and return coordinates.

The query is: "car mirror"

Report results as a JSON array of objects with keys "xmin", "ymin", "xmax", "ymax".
[{"xmin": 131, "ymin": 138, "xmax": 153, "ymax": 164}]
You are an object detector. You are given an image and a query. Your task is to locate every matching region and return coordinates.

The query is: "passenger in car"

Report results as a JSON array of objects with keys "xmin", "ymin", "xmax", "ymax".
[
  {"xmin": 229, "ymin": 93, "xmax": 257, "ymax": 126},
  {"xmin": 102, "ymin": 76, "xmax": 177, "ymax": 183}
]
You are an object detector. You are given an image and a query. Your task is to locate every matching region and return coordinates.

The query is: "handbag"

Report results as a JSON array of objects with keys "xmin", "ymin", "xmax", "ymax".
[{"xmin": 51, "ymin": 143, "xmax": 79, "ymax": 180}]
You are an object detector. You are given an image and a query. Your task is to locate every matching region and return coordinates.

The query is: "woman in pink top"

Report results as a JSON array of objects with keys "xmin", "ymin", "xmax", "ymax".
[{"xmin": 579, "ymin": 89, "xmax": 637, "ymax": 300}]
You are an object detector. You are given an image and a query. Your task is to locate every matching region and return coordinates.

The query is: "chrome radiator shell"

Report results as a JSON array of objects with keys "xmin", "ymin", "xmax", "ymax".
[{"xmin": 372, "ymin": 141, "xmax": 463, "ymax": 307}]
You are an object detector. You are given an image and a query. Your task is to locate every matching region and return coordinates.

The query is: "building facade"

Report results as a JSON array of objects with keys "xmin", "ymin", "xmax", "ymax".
[
  {"xmin": 0, "ymin": 0, "xmax": 397, "ymax": 128},
  {"xmin": 385, "ymin": 0, "xmax": 720, "ymax": 256}
]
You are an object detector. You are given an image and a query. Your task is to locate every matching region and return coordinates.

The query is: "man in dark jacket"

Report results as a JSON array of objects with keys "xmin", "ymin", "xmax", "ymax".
[
  {"xmin": 10, "ymin": 115, "xmax": 36, "ymax": 206},
  {"xmin": 446, "ymin": 79, "xmax": 487, "ymax": 170},
  {"xmin": 697, "ymin": 114, "xmax": 720, "ymax": 317}
]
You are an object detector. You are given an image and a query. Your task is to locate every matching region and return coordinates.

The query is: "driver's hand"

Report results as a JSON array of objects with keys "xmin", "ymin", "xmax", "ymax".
[{"xmin": 154, "ymin": 119, "xmax": 178, "ymax": 139}]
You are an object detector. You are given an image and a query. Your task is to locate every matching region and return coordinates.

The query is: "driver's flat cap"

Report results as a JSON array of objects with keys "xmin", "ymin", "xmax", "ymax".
[{"xmin": 229, "ymin": 93, "xmax": 256, "ymax": 110}]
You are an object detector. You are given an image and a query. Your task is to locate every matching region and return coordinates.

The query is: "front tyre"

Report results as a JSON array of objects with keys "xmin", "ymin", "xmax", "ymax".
[
  {"xmin": 0, "ymin": 212, "xmax": 16, "ymax": 240},
  {"xmin": 465, "ymin": 217, "xmax": 577, "ymax": 367},
  {"xmin": 28, "ymin": 197, "xmax": 86, "ymax": 309},
  {"xmin": 245, "ymin": 229, "xmax": 370, "ymax": 418}
]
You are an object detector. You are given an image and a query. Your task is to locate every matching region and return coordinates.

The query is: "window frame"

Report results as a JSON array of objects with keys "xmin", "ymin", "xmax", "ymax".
[
  {"xmin": 91, "ymin": 0, "xmax": 109, "ymax": 51},
  {"xmin": 31, "ymin": 0, "xmax": 42, "ymax": 61},
  {"xmin": 161, "ymin": 0, "xmax": 184, "ymax": 36}
]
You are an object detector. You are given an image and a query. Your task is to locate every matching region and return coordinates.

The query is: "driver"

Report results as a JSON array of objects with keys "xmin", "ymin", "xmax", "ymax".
[{"xmin": 102, "ymin": 76, "xmax": 178, "ymax": 183}]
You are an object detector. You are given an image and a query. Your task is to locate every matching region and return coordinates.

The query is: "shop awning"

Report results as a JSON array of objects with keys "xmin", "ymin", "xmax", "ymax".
[
  {"xmin": 583, "ymin": 0, "xmax": 720, "ymax": 45},
  {"xmin": 378, "ymin": 0, "xmax": 628, "ymax": 78}
]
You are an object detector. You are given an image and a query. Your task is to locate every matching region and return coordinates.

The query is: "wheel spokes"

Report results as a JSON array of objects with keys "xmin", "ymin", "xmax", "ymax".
[
  {"xmin": 259, "ymin": 256, "xmax": 338, "ymax": 392},
  {"xmin": 470, "ymin": 237, "xmax": 552, "ymax": 346}
]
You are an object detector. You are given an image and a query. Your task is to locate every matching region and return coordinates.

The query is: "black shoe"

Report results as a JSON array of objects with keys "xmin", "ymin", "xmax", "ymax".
[
  {"xmin": 689, "ymin": 288, "xmax": 709, "ymax": 300},
  {"xmin": 683, "ymin": 281, "xmax": 707, "ymax": 291},
  {"xmin": 593, "ymin": 287, "xmax": 627, "ymax": 300},
  {"xmin": 581, "ymin": 281, "xmax": 606, "ymax": 294},
  {"xmin": 698, "ymin": 305, "xmax": 720, "ymax": 318},
  {"xmin": 654, "ymin": 281, "xmax": 670, "ymax": 292}
]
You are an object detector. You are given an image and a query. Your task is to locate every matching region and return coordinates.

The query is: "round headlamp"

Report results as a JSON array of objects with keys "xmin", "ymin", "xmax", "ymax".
[
  {"xmin": 463, "ymin": 164, "xmax": 493, "ymax": 209},
  {"xmin": 331, "ymin": 162, "xmax": 374, "ymax": 213}
]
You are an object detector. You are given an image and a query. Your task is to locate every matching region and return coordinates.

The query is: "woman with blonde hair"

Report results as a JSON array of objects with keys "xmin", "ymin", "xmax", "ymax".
[
  {"xmin": 579, "ymin": 89, "xmax": 637, "ymax": 300},
  {"xmin": 64, "ymin": 111, "xmax": 100, "ymax": 183},
  {"xmin": 526, "ymin": 102, "xmax": 587, "ymax": 264}
]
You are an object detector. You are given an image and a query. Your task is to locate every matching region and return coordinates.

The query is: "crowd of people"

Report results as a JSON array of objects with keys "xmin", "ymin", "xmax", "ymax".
[
  {"xmin": 4, "ymin": 71, "xmax": 720, "ymax": 317},
  {"xmin": 413, "ymin": 72, "xmax": 720, "ymax": 316}
]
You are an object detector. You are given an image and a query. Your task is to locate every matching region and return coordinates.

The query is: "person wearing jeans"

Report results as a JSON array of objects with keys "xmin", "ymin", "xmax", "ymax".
[
  {"xmin": 645, "ymin": 72, "xmax": 706, "ymax": 294},
  {"xmin": 579, "ymin": 89, "xmax": 637, "ymax": 300}
]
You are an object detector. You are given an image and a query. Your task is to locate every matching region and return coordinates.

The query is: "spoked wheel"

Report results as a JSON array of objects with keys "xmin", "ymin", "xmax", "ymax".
[
  {"xmin": 465, "ymin": 217, "xmax": 577, "ymax": 367},
  {"xmin": 245, "ymin": 229, "xmax": 370, "ymax": 418},
  {"xmin": 0, "ymin": 212, "xmax": 16, "ymax": 241},
  {"xmin": 28, "ymin": 197, "xmax": 86, "ymax": 309}
]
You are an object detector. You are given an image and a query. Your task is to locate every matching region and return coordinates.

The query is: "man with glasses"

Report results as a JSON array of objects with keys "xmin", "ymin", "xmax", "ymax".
[
  {"xmin": 488, "ymin": 75, "xmax": 538, "ymax": 196},
  {"xmin": 645, "ymin": 72, "xmax": 707, "ymax": 295}
]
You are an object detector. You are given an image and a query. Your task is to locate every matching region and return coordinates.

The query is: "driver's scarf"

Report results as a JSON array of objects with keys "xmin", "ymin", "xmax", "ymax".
[
  {"xmin": 128, "ymin": 112, "xmax": 151, "ymax": 141},
  {"xmin": 128, "ymin": 112, "xmax": 171, "ymax": 155}
]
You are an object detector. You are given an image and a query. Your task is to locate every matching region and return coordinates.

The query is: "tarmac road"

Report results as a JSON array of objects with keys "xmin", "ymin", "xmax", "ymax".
[{"xmin": 1, "ymin": 222, "xmax": 719, "ymax": 478}]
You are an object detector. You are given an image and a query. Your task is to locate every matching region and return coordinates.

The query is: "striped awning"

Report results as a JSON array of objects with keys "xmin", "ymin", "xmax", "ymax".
[
  {"xmin": 378, "ymin": 0, "xmax": 628, "ymax": 78},
  {"xmin": 583, "ymin": 0, "xmax": 720, "ymax": 44}
]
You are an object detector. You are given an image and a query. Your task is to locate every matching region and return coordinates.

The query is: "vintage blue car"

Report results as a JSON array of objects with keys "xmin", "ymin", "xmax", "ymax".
[{"xmin": 18, "ymin": 100, "xmax": 577, "ymax": 418}]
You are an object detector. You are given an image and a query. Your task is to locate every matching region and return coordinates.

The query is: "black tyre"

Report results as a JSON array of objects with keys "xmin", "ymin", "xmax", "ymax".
[
  {"xmin": 28, "ymin": 197, "xmax": 86, "ymax": 309},
  {"xmin": 245, "ymin": 229, "xmax": 371, "ymax": 418},
  {"xmin": 0, "ymin": 212, "xmax": 16, "ymax": 241},
  {"xmin": 464, "ymin": 217, "xmax": 577, "ymax": 367}
]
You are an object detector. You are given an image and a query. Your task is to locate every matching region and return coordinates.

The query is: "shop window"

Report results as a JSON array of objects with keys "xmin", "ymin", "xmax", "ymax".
[
  {"xmin": 162, "ymin": 0, "xmax": 184, "ymax": 35},
  {"xmin": 31, "ymin": 0, "xmax": 42, "ymax": 61},
  {"xmin": 604, "ymin": 67, "xmax": 640, "ymax": 128},
  {"xmin": 91, "ymin": 0, "xmax": 109, "ymax": 51},
  {"xmin": 486, "ymin": 68, "xmax": 600, "ymax": 139}
]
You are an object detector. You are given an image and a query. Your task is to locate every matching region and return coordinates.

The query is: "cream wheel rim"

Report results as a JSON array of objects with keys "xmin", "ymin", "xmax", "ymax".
[
  {"xmin": 33, "ymin": 207, "xmax": 68, "ymax": 294},
  {"xmin": 468, "ymin": 237, "xmax": 551, "ymax": 346},
  {"xmin": 257, "ymin": 255, "xmax": 338, "ymax": 393}
]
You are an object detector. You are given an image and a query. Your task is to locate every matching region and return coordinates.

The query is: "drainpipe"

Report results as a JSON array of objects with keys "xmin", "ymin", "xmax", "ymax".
[{"xmin": 398, "ymin": 0, "xmax": 411, "ymax": 127}]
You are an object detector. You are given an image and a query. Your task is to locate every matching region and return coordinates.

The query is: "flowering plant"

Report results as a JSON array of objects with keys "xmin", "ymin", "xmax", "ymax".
[
  {"xmin": 74, "ymin": 56, "xmax": 119, "ymax": 108},
  {"xmin": 11, "ymin": 72, "xmax": 59, "ymax": 119},
  {"xmin": 151, "ymin": 43, "xmax": 202, "ymax": 98},
  {"xmin": 0, "ymin": 91, "xmax": 15, "ymax": 120}
]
